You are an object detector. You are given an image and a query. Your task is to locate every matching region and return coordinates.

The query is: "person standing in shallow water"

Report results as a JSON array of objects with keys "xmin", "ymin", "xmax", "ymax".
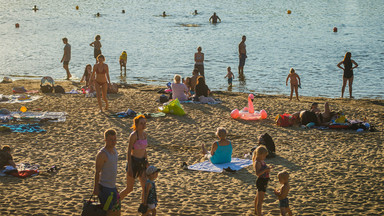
[
  {"xmin": 194, "ymin": 46, "xmax": 205, "ymax": 77},
  {"xmin": 60, "ymin": 38, "xmax": 71, "ymax": 80},
  {"xmin": 90, "ymin": 35, "xmax": 102, "ymax": 63},
  {"xmin": 337, "ymin": 52, "xmax": 358, "ymax": 98},
  {"xmin": 238, "ymin": 35, "xmax": 247, "ymax": 76},
  {"xmin": 209, "ymin": 12, "xmax": 221, "ymax": 24}
]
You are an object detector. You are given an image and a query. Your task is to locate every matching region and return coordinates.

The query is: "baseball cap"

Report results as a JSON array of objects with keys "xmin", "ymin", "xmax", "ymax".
[{"xmin": 146, "ymin": 165, "xmax": 161, "ymax": 175}]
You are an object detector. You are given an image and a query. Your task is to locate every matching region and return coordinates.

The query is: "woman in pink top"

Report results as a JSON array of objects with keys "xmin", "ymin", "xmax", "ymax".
[
  {"xmin": 120, "ymin": 115, "xmax": 148, "ymax": 201},
  {"xmin": 171, "ymin": 74, "xmax": 189, "ymax": 101}
]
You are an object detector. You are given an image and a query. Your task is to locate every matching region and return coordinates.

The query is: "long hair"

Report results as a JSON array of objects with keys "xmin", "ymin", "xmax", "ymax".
[
  {"xmin": 343, "ymin": 52, "xmax": 351, "ymax": 63},
  {"xmin": 84, "ymin": 64, "xmax": 92, "ymax": 74},
  {"xmin": 196, "ymin": 76, "xmax": 205, "ymax": 86},
  {"xmin": 131, "ymin": 115, "xmax": 146, "ymax": 131}
]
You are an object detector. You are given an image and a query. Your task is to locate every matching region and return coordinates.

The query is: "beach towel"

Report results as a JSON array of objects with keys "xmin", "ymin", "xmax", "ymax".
[
  {"xmin": 1, "ymin": 163, "xmax": 39, "ymax": 178},
  {"xmin": 0, "ymin": 111, "xmax": 67, "ymax": 123},
  {"xmin": 179, "ymin": 99, "xmax": 222, "ymax": 105},
  {"xmin": 0, "ymin": 123, "xmax": 45, "ymax": 133},
  {"xmin": 188, "ymin": 158, "xmax": 253, "ymax": 173},
  {"xmin": 0, "ymin": 95, "xmax": 41, "ymax": 104}
]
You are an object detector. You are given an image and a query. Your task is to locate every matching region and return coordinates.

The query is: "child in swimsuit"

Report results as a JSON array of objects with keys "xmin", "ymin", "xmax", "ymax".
[
  {"xmin": 286, "ymin": 68, "xmax": 301, "ymax": 101},
  {"xmin": 224, "ymin": 66, "xmax": 235, "ymax": 87},
  {"xmin": 253, "ymin": 146, "xmax": 272, "ymax": 216},
  {"xmin": 274, "ymin": 171, "xmax": 293, "ymax": 216},
  {"xmin": 143, "ymin": 165, "xmax": 161, "ymax": 216}
]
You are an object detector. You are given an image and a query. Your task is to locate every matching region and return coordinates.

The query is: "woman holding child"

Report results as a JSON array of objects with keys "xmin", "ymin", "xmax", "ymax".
[
  {"xmin": 91, "ymin": 54, "xmax": 111, "ymax": 112},
  {"xmin": 120, "ymin": 115, "xmax": 149, "ymax": 201}
]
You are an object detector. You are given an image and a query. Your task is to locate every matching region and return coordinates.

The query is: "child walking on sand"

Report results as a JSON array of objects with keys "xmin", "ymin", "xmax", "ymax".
[
  {"xmin": 119, "ymin": 51, "xmax": 127, "ymax": 76},
  {"xmin": 286, "ymin": 68, "xmax": 301, "ymax": 101},
  {"xmin": 224, "ymin": 66, "xmax": 235, "ymax": 87},
  {"xmin": 274, "ymin": 171, "xmax": 293, "ymax": 216},
  {"xmin": 142, "ymin": 165, "xmax": 161, "ymax": 216},
  {"xmin": 253, "ymin": 146, "xmax": 272, "ymax": 216}
]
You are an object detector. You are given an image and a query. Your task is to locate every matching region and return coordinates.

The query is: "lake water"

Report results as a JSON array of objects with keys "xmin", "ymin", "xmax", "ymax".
[{"xmin": 1, "ymin": 0, "xmax": 383, "ymax": 99}]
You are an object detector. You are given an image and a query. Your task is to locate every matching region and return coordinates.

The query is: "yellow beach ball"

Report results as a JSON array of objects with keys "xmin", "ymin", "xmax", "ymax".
[
  {"xmin": 20, "ymin": 106, "xmax": 27, "ymax": 113},
  {"xmin": 287, "ymin": 10, "xmax": 292, "ymax": 14},
  {"xmin": 76, "ymin": 6, "xmax": 79, "ymax": 10}
]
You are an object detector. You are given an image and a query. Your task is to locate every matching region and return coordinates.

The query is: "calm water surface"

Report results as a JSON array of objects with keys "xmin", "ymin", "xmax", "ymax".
[{"xmin": 0, "ymin": 0, "xmax": 383, "ymax": 98}]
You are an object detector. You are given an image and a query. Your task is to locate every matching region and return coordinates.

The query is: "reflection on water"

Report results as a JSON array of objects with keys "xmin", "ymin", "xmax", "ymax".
[{"xmin": 238, "ymin": 74, "xmax": 247, "ymax": 92}]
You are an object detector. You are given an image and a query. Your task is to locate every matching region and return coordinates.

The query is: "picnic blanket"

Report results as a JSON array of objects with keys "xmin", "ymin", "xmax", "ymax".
[
  {"xmin": 0, "ymin": 123, "xmax": 46, "ymax": 133},
  {"xmin": 188, "ymin": 158, "xmax": 253, "ymax": 173},
  {"xmin": 0, "ymin": 111, "xmax": 67, "ymax": 123},
  {"xmin": 0, "ymin": 94, "xmax": 42, "ymax": 104}
]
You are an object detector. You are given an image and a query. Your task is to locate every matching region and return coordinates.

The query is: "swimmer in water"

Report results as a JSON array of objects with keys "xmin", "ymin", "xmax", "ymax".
[
  {"xmin": 209, "ymin": 12, "xmax": 221, "ymax": 24},
  {"xmin": 33, "ymin": 5, "xmax": 38, "ymax": 11},
  {"xmin": 162, "ymin": 11, "xmax": 167, "ymax": 17},
  {"xmin": 193, "ymin": 10, "xmax": 198, "ymax": 15},
  {"xmin": 96, "ymin": 12, "xmax": 100, "ymax": 17}
]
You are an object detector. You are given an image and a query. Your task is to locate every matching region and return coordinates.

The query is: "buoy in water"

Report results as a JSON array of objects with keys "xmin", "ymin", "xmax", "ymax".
[
  {"xmin": 333, "ymin": 27, "xmax": 338, "ymax": 32},
  {"xmin": 122, "ymin": 9, "xmax": 125, "ymax": 13},
  {"xmin": 287, "ymin": 10, "xmax": 291, "ymax": 14},
  {"xmin": 15, "ymin": 23, "xmax": 20, "ymax": 28},
  {"xmin": 76, "ymin": 6, "xmax": 79, "ymax": 10}
]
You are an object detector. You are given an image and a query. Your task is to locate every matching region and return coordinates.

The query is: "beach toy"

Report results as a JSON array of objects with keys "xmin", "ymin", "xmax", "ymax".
[
  {"xmin": 230, "ymin": 94, "xmax": 267, "ymax": 120},
  {"xmin": 333, "ymin": 27, "xmax": 338, "ymax": 32},
  {"xmin": 76, "ymin": 5, "xmax": 79, "ymax": 10},
  {"xmin": 20, "ymin": 106, "xmax": 27, "ymax": 113},
  {"xmin": 15, "ymin": 23, "xmax": 20, "ymax": 28},
  {"xmin": 287, "ymin": 10, "xmax": 291, "ymax": 14}
]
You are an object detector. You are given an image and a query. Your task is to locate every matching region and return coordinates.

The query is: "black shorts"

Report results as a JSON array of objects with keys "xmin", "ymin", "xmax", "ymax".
[
  {"xmin": 94, "ymin": 49, "xmax": 102, "ymax": 59},
  {"xmin": 239, "ymin": 54, "xmax": 246, "ymax": 67},
  {"xmin": 126, "ymin": 156, "xmax": 148, "ymax": 178},
  {"xmin": 256, "ymin": 177, "xmax": 269, "ymax": 192},
  {"xmin": 63, "ymin": 61, "xmax": 69, "ymax": 65}
]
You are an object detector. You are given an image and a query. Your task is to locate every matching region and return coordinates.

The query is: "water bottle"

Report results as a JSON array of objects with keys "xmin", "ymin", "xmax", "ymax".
[{"xmin": 103, "ymin": 192, "xmax": 114, "ymax": 211}]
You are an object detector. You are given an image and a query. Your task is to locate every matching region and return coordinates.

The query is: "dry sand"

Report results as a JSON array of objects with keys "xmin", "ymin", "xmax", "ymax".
[{"xmin": 0, "ymin": 80, "xmax": 383, "ymax": 215}]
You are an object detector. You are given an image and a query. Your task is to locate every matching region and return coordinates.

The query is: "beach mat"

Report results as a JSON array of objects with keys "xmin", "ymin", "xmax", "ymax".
[
  {"xmin": 188, "ymin": 158, "xmax": 252, "ymax": 173},
  {"xmin": 0, "ymin": 123, "xmax": 45, "ymax": 133},
  {"xmin": 0, "ymin": 112, "xmax": 67, "ymax": 122},
  {"xmin": 0, "ymin": 95, "xmax": 42, "ymax": 104}
]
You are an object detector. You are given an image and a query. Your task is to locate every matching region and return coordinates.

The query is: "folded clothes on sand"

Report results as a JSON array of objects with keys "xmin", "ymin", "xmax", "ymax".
[
  {"xmin": 188, "ymin": 158, "xmax": 253, "ymax": 173},
  {"xmin": 0, "ymin": 123, "xmax": 46, "ymax": 133}
]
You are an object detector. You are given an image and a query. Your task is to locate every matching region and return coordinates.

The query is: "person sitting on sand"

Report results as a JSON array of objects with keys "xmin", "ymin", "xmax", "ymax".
[
  {"xmin": 195, "ymin": 76, "xmax": 215, "ymax": 103},
  {"xmin": 209, "ymin": 12, "xmax": 221, "ymax": 24},
  {"xmin": 201, "ymin": 127, "xmax": 232, "ymax": 164},
  {"xmin": 81, "ymin": 64, "xmax": 93, "ymax": 87},
  {"xmin": 183, "ymin": 77, "xmax": 192, "ymax": 96},
  {"xmin": 120, "ymin": 115, "xmax": 149, "ymax": 201},
  {"xmin": 310, "ymin": 102, "xmax": 338, "ymax": 126},
  {"xmin": 91, "ymin": 54, "xmax": 111, "ymax": 112},
  {"xmin": 0, "ymin": 145, "xmax": 16, "ymax": 169},
  {"xmin": 171, "ymin": 74, "xmax": 189, "ymax": 101},
  {"xmin": 190, "ymin": 69, "xmax": 199, "ymax": 95}
]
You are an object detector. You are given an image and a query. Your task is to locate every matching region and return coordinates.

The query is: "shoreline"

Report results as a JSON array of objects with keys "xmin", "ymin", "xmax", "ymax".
[{"xmin": 0, "ymin": 79, "xmax": 383, "ymax": 215}]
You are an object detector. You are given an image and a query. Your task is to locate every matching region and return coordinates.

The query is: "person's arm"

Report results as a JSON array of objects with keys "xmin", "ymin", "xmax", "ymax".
[
  {"xmin": 61, "ymin": 48, "xmax": 66, "ymax": 63},
  {"xmin": 127, "ymin": 133, "xmax": 136, "ymax": 177},
  {"xmin": 8, "ymin": 157, "xmax": 16, "ymax": 168},
  {"xmin": 90, "ymin": 41, "xmax": 95, "ymax": 47},
  {"xmin": 297, "ymin": 74, "xmax": 301, "ymax": 86},
  {"xmin": 210, "ymin": 142, "xmax": 218, "ymax": 156},
  {"xmin": 255, "ymin": 161, "xmax": 271, "ymax": 177},
  {"xmin": 194, "ymin": 53, "xmax": 197, "ymax": 62},
  {"xmin": 201, "ymin": 53, "xmax": 204, "ymax": 62},
  {"xmin": 93, "ymin": 151, "xmax": 106, "ymax": 195},
  {"xmin": 238, "ymin": 43, "xmax": 241, "ymax": 55},
  {"xmin": 209, "ymin": 16, "xmax": 212, "ymax": 22},
  {"xmin": 224, "ymin": 74, "xmax": 228, "ymax": 78},
  {"xmin": 80, "ymin": 71, "xmax": 86, "ymax": 83},
  {"xmin": 286, "ymin": 74, "xmax": 290, "ymax": 86},
  {"xmin": 106, "ymin": 65, "xmax": 111, "ymax": 84},
  {"xmin": 232, "ymin": 72, "xmax": 235, "ymax": 79},
  {"xmin": 142, "ymin": 182, "xmax": 151, "ymax": 204},
  {"xmin": 218, "ymin": 16, "xmax": 221, "ymax": 22},
  {"xmin": 90, "ymin": 65, "xmax": 96, "ymax": 82},
  {"xmin": 337, "ymin": 61, "xmax": 344, "ymax": 70},
  {"xmin": 351, "ymin": 60, "xmax": 358, "ymax": 70},
  {"xmin": 276, "ymin": 184, "xmax": 289, "ymax": 200}
]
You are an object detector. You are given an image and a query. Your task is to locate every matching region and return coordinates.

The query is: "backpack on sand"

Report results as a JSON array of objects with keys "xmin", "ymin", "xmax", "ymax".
[
  {"xmin": 54, "ymin": 85, "xmax": 65, "ymax": 94},
  {"xmin": 258, "ymin": 133, "xmax": 276, "ymax": 158}
]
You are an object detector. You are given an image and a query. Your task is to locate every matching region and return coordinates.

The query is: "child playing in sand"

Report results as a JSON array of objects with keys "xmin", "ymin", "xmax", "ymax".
[
  {"xmin": 119, "ymin": 51, "xmax": 127, "ymax": 76},
  {"xmin": 224, "ymin": 66, "xmax": 235, "ymax": 87},
  {"xmin": 142, "ymin": 165, "xmax": 161, "ymax": 216},
  {"xmin": 286, "ymin": 68, "xmax": 301, "ymax": 101},
  {"xmin": 274, "ymin": 171, "xmax": 293, "ymax": 216},
  {"xmin": 253, "ymin": 146, "xmax": 272, "ymax": 216}
]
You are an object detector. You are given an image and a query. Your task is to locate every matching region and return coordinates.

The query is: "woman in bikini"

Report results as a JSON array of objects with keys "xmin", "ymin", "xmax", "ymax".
[
  {"xmin": 120, "ymin": 115, "xmax": 149, "ymax": 201},
  {"xmin": 91, "ymin": 54, "xmax": 110, "ymax": 112}
]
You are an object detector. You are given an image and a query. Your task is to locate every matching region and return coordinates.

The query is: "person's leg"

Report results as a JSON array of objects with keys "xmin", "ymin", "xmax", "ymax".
[
  {"xmin": 294, "ymin": 84, "xmax": 299, "ymax": 101},
  {"xmin": 348, "ymin": 76, "xmax": 354, "ymax": 98},
  {"xmin": 289, "ymin": 84, "xmax": 293, "ymax": 101},
  {"xmin": 124, "ymin": 62, "xmax": 127, "ymax": 76},
  {"xmin": 280, "ymin": 207, "xmax": 286, "ymax": 216},
  {"xmin": 119, "ymin": 174, "xmax": 135, "ymax": 200},
  {"xmin": 201, "ymin": 143, "xmax": 208, "ymax": 155},
  {"xmin": 95, "ymin": 83, "xmax": 103, "ymax": 111},
  {"xmin": 120, "ymin": 61, "xmax": 123, "ymax": 73},
  {"xmin": 199, "ymin": 65, "xmax": 204, "ymax": 77},
  {"xmin": 138, "ymin": 173, "xmax": 147, "ymax": 200},
  {"xmin": 341, "ymin": 77, "xmax": 347, "ymax": 98},
  {"xmin": 287, "ymin": 207, "xmax": 293, "ymax": 216},
  {"xmin": 102, "ymin": 83, "xmax": 109, "ymax": 110},
  {"xmin": 256, "ymin": 191, "xmax": 265, "ymax": 216},
  {"xmin": 63, "ymin": 64, "xmax": 71, "ymax": 79},
  {"xmin": 322, "ymin": 102, "xmax": 331, "ymax": 119},
  {"xmin": 254, "ymin": 191, "xmax": 258, "ymax": 215},
  {"xmin": 152, "ymin": 208, "xmax": 156, "ymax": 216}
]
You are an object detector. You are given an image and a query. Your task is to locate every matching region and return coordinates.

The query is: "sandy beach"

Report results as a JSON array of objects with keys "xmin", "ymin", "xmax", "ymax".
[{"xmin": 0, "ymin": 79, "xmax": 383, "ymax": 215}]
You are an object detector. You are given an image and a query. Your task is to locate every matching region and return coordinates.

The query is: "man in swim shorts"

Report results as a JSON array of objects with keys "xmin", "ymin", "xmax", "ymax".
[
  {"xmin": 60, "ymin": 38, "xmax": 72, "ymax": 80},
  {"xmin": 93, "ymin": 129, "xmax": 121, "ymax": 215},
  {"xmin": 238, "ymin": 35, "xmax": 247, "ymax": 76},
  {"xmin": 209, "ymin": 12, "xmax": 221, "ymax": 24}
]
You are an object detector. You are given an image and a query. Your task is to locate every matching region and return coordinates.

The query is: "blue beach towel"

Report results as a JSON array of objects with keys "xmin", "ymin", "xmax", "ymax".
[
  {"xmin": 188, "ymin": 158, "xmax": 253, "ymax": 173},
  {"xmin": 0, "ymin": 123, "xmax": 46, "ymax": 133}
]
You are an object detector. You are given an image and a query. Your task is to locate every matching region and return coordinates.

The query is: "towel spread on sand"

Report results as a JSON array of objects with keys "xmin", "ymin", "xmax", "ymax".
[
  {"xmin": 0, "ymin": 112, "xmax": 67, "ymax": 123},
  {"xmin": 0, "ymin": 123, "xmax": 46, "ymax": 133},
  {"xmin": 188, "ymin": 158, "xmax": 253, "ymax": 173},
  {"xmin": 0, "ymin": 164, "xmax": 40, "ymax": 178},
  {"xmin": 0, "ymin": 95, "xmax": 42, "ymax": 104},
  {"xmin": 180, "ymin": 100, "xmax": 222, "ymax": 105}
]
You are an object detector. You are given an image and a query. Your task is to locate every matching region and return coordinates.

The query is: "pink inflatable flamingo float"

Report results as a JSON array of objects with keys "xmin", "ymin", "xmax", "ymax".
[{"xmin": 230, "ymin": 94, "xmax": 267, "ymax": 120}]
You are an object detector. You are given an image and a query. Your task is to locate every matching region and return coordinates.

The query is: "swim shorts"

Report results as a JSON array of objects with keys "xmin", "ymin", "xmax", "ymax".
[
  {"xmin": 94, "ymin": 49, "xmax": 102, "ymax": 59},
  {"xmin": 98, "ymin": 184, "xmax": 120, "ymax": 211},
  {"xmin": 228, "ymin": 78, "xmax": 233, "ymax": 85},
  {"xmin": 279, "ymin": 198, "xmax": 289, "ymax": 208},
  {"xmin": 256, "ymin": 177, "xmax": 269, "ymax": 192},
  {"xmin": 239, "ymin": 54, "xmax": 246, "ymax": 67}
]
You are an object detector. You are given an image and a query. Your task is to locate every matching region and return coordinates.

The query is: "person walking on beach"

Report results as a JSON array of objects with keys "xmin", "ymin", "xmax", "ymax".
[
  {"xmin": 120, "ymin": 115, "xmax": 149, "ymax": 202},
  {"xmin": 93, "ymin": 129, "xmax": 121, "ymax": 216},
  {"xmin": 224, "ymin": 66, "xmax": 235, "ymax": 87},
  {"xmin": 286, "ymin": 68, "xmax": 301, "ymax": 101},
  {"xmin": 337, "ymin": 52, "xmax": 358, "ymax": 98},
  {"xmin": 60, "ymin": 38, "xmax": 71, "ymax": 80},
  {"xmin": 209, "ymin": 12, "xmax": 221, "ymax": 23},
  {"xmin": 253, "ymin": 146, "xmax": 272, "ymax": 216},
  {"xmin": 238, "ymin": 35, "xmax": 247, "ymax": 76},
  {"xmin": 90, "ymin": 54, "xmax": 111, "ymax": 112},
  {"xmin": 90, "ymin": 35, "xmax": 102, "ymax": 63},
  {"xmin": 142, "ymin": 165, "xmax": 161, "ymax": 216},
  {"xmin": 194, "ymin": 46, "xmax": 205, "ymax": 77},
  {"xmin": 274, "ymin": 171, "xmax": 293, "ymax": 216}
]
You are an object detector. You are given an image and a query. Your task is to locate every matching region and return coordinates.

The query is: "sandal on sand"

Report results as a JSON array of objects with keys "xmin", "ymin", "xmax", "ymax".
[{"xmin": 223, "ymin": 167, "xmax": 236, "ymax": 173}]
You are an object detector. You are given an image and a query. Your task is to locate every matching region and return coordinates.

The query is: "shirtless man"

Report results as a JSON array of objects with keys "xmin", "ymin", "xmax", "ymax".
[
  {"xmin": 209, "ymin": 12, "xmax": 221, "ymax": 24},
  {"xmin": 238, "ymin": 35, "xmax": 247, "ymax": 75},
  {"xmin": 60, "ymin": 38, "xmax": 72, "ymax": 80}
]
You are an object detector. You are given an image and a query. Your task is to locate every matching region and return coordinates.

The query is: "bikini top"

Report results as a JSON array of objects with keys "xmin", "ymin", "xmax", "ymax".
[
  {"xmin": 133, "ymin": 132, "xmax": 147, "ymax": 150},
  {"xmin": 259, "ymin": 160, "xmax": 269, "ymax": 178},
  {"xmin": 96, "ymin": 64, "xmax": 107, "ymax": 74}
]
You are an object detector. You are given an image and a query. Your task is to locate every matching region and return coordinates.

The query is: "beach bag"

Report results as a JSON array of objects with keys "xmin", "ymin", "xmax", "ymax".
[
  {"xmin": 160, "ymin": 94, "xmax": 169, "ymax": 103},
  {"xmin": 81, "ymin": 195, "xmax": 106, "ymax": 216},
  {"xmin": 275, "ymin": 113, "xmax": 295, "ymax": 127},
  {"xmin": 54, "ymin": 85, "xmax": 65, "ymax": 94},
  {"xmin": 300, "ymin": 111, "xmax": 318, "ymax": 126},
  {"xmin": 40, "ymin": 85, "xmax": 53, "ymax": 93},
  {"xmin": 258, "ymin": 133, "xmax": 276, "ymax": 158},
  {"xmin": 107, "ymin": 83, "xmax": 119, "ymax": 94},
  {"xmin": 158, "ymin": 98, "xmax": 185, "ymax": 116}
]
